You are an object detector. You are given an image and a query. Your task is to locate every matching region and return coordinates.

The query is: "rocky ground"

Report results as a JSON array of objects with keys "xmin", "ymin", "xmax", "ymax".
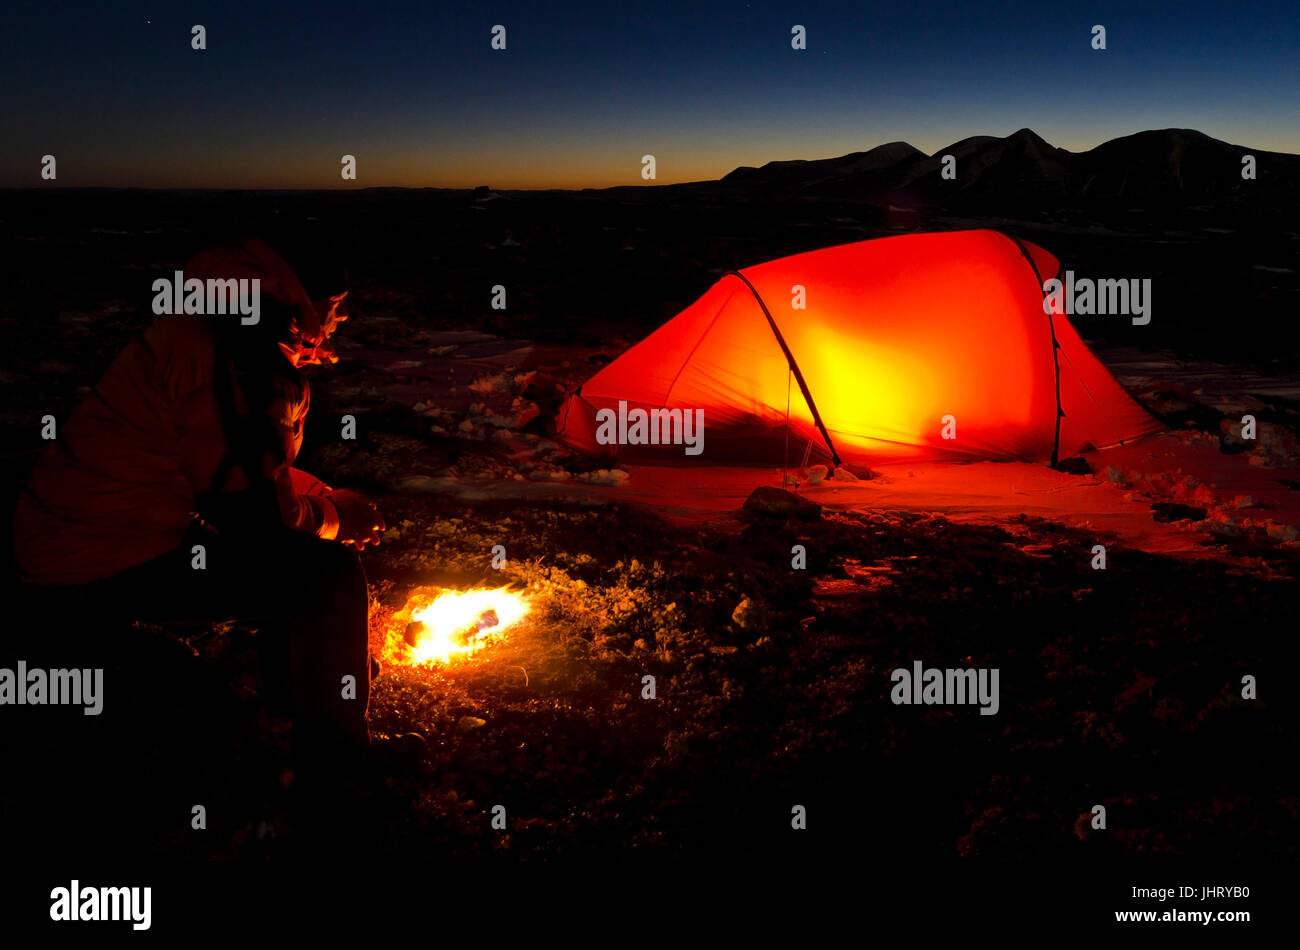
[{"xmin": 1, "ymin": 189, "xmax": 1296, "ymax": 867}]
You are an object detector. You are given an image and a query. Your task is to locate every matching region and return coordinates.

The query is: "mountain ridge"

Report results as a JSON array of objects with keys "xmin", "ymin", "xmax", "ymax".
[{"xmin": 711, "ymin": 128, "xmax": 1298, "ymax": 209}]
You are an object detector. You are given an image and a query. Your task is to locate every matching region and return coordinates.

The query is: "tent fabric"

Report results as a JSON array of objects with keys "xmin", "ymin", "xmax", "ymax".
[{"xmin": 556, "ymin": 229, "xmax": 1163, "ymax": 465}]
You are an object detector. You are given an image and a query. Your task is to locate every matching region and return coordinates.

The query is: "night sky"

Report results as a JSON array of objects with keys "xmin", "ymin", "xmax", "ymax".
[{"xmin": 4, "ymin": 1, "xmax": 1298, "ymax": 189}]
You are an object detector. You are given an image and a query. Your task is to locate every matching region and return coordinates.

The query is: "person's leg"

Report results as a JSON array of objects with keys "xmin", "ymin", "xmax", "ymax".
[
  {"xmin": 256, "ymin": 532, "xmax": 376, "ymax": 849},
  {"xmin": 10, "ymin": 541, "xmax": 255, "ymax": 855},
  {"xmin": 14, "ymin": 528, "xmax": 376, "ymax": 853},
  {"xmin": 281, "ymin": 534, "xmax": 371, "ymax": 757},
  {"xmin": 81, "ymin": 527, "xmax": 372, "ymax": 759}
]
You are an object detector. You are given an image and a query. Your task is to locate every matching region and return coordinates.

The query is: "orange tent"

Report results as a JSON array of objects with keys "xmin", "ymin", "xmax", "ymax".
[{"xmin": 556, "ymin": 230, "xmax": 1162, "ymax": 466}]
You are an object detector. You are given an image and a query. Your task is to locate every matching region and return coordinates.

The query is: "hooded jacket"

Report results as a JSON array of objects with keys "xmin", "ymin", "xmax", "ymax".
[{"xmin": 14, "ymin": 238, "xmax": 340, "ymax": 585}]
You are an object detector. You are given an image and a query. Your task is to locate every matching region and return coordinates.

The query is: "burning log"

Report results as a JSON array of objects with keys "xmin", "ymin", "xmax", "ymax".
[
  {"xmin": 449, "ymin": 610, "xmax": 500, "ymax": 648},
  {"xmin": 398, "ymin": 587, "xmax": 529, "ymax": 664},
  {"xmin": 404, "ymin": 621, "xmax": 427, "ymax": 647}
]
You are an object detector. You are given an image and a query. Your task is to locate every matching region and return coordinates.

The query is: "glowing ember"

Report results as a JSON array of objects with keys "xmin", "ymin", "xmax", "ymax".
[{"xmin": 406, "ymin": 587, "xmax": 530, "ymax": 664}]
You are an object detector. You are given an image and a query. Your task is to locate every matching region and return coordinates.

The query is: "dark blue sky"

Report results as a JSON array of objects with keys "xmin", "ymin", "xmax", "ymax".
[{"xmin": 3, "ymin": 1, "xmax": 1297, "ymax": 187}]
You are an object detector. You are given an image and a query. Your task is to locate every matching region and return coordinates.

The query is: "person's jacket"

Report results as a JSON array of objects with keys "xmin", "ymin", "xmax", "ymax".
[{"xmin": 14, "ymin": 239, "xmax": 340, "ymax": 585}]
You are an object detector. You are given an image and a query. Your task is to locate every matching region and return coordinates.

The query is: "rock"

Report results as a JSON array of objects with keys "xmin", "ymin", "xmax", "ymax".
[
  {"xmin": 742, "ymin": 486, "xmax": 821, "ymax": 520},
  {"xmin": 731, "ymin": 595, "xmax": 772, "ymax": 633},
  {"xmin": 1265, "ymin": 521, "xmax": 1298, "ymax": 542},
  {"xmin": 832, "ymin": 467, "xmax": 860, "ymax": 482},
  {"xmin": 469, "ymin": 372, "xmax": 511, "ymax": 394},
  {"xmin": 1218, "ymin": 418, "xmax": 1252, "ymax": 455},
  {"xmin": 527, "ymin": 466, "xmax": 572, "ymax": 482},
  {"xmin": 574, "ymin": 468, "xmax": 630, "ymax": 485},
  {"xmin": 1052, "ymin": 456, "xmax": 1093, "ymax": 475},
  {"xmin": 1206, "ymin": 512, "xmax": 1240, "ymax": 536},
  {"xmin": 393, "ymin": 732, "xmax": 429, "ymax": 755},
  {"xmin": 1150, "ymin": 502, "xmax": 1207, "ymax": 523},
  {"xmin": 458, "ymin": 716, "xmax": 487, "ymax": 731},
  {"xmin": 802, "ymin": 464, "xmax": 828, "ymax": 485}
]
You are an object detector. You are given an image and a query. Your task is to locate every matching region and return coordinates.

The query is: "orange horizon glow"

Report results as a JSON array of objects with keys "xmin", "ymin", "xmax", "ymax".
[{"xmin": 18, "ymin": 123, "xmax": 1300, "ymax": 192}]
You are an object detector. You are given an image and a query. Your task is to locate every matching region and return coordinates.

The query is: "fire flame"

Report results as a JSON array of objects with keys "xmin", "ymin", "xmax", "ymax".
[{"xmin": 407, "ymin": 587, "xmax": 530, "ymax": 664}]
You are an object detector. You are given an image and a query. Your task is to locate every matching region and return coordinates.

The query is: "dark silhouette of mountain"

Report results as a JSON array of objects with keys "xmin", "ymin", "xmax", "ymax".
[
  {"xmin": 900, "ymin": 128, "xmax": 1075, "ymax": 205},
  {"xmin": 721, "ymin": 140, "xmax": 926, "ymax": 196},
  {"xmin": 1075, "ymin": 128, "xmax": 1262, "ymax": 201},
  {"xmin": 715, "ymin": 128, "xmax": 1299, "ymax": 213}
]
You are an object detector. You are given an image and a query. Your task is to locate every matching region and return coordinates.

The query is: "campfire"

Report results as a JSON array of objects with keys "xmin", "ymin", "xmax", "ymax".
[{"xmin": 393, "ymin": 586, "xmax": 531, "ymax": 665}]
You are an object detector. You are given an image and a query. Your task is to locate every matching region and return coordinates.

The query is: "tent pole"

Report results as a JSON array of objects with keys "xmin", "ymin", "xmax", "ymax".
[{"xmin": 727, "ymin": 270, "xmax": 842, "ymax": 468}]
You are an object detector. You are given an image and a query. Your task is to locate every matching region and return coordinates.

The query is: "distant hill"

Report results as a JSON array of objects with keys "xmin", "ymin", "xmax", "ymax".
[
  {"xmin": 714, "ymin": 128, "xmax": 1299, "ymax": 212},
  {"xmin": 721, "ymin": 140, "xmax": 927, "ymax": 193}
]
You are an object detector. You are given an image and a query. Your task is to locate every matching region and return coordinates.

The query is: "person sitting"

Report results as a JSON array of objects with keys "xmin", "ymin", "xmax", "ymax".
[{"xmin": 12, "ymin": 233, "xmax": 389, "ymax": 792}]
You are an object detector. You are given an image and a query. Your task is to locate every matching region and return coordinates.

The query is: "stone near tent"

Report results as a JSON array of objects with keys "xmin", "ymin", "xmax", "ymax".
[
  {"xmin": 1151, "ymin": 502, "xmax": 1207, "ymax": 523},
  {"xmin": 1052, "ymin": 456, "xmax": 1093, "ymax": 475},
  {"xmin": 730, "ymin": 595, "xmax": 772, "ymax": 633},
  {"xmin": 742, "ymin": 486, "xmax": 821, "ymax": 521}
]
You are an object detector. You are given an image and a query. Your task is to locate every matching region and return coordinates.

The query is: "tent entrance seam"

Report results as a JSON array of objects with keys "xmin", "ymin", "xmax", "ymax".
[
  {"xmin": 1003, "ymin": 233, "xmax": 1147, "ymax": 454},
  {"xmin": 1002, "ymin": 233, "xmax": 1064, "ymax": 465}
]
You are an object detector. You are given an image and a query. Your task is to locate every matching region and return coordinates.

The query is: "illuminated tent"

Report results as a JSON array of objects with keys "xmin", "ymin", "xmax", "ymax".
[{"xmin": 556, "ymin": 229, "xmax": 1162, "ymax": 466}]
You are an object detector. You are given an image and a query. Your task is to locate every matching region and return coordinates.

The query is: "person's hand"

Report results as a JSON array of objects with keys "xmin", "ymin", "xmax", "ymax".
[{"xmin": 328, "ymin": 489, "xmax": 386, "ymax": 550}]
